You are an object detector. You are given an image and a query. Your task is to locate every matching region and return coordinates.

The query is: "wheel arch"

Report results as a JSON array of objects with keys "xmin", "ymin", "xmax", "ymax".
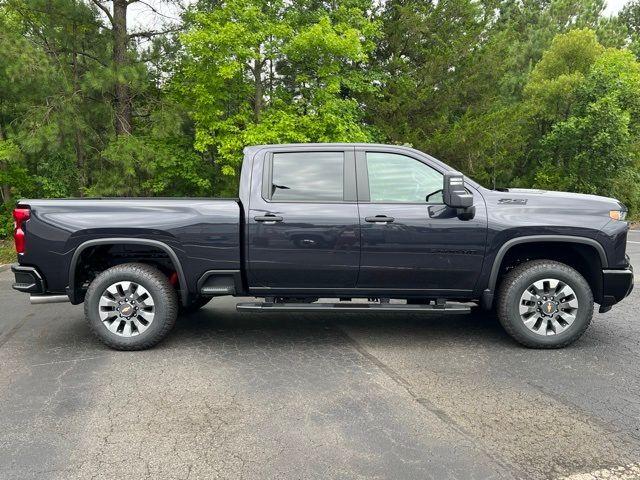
[
  {"xmin": 481, "ymin": 235, "xmax": 607, "ymax": 309},
  {"xmin": 68, "ymin": 238, "xmax": 189, "ymax": 306}
]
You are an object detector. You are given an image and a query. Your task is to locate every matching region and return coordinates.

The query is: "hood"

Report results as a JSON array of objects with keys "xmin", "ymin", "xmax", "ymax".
[{"xmin": 493, "ymin": 188, "xmax": 626, "ymax": 211}]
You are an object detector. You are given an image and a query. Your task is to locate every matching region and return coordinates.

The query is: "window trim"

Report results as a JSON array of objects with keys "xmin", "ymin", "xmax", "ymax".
[
  {"xmin": 355, "ymin": 149, "xmax": 447, "ymax": 205},
  {"xmin": 261, "ymin": 149, "xmax": 356, "ymax": 204}
]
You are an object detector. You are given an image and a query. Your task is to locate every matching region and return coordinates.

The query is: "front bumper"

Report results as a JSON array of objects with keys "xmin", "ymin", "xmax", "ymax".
[
  {"xmin": 599, "ymin": 265, "xmax": 634, "ymax": 312},
  {"xmin": 11, "ymin": 264, "xmax": 46, "ymax": 294}
]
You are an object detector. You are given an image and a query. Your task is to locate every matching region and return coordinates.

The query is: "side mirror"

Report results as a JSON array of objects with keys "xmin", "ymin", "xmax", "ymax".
[{"xmin": 443, "ymin": 172, "xmax": 473, "ymax": 209}]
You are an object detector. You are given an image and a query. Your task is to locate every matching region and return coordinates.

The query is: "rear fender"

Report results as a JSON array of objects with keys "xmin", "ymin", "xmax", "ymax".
[{"xmin": 67, "ymin": 238, "xmax": 189, "ymax": 305}]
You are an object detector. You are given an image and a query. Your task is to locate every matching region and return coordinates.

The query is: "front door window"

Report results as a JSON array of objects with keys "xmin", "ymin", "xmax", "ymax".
[{"xmin": 366, "ymin": 152, "xmax": 443, "ymax": 204}]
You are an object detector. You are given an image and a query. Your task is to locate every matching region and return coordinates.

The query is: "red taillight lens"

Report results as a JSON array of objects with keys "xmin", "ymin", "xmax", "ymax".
[
  {"xmin": 13, "ymin": 208, "xmax": 30, "ymax": 223},
  {"xmin": 13, "ymin": 208, "xmax": 30, "ymax": 254}
]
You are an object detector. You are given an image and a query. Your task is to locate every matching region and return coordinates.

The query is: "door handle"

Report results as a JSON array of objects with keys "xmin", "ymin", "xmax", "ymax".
[
  {"xmin": 254, "ymin": 214, "xmax": 283, "ymax": 223},
  {"xmin": 365, "ymin": 215, "xmax": 395, "ymax": 223}
]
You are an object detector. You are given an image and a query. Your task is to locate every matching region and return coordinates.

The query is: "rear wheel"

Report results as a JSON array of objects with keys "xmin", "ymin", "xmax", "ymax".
[
  {"xmin": 84, "ymin": 263, "xmax": 178, "ymax": 350},
  {"xmin": 496, "ymin": 260, "xmax": 593, "ymax": 348}
]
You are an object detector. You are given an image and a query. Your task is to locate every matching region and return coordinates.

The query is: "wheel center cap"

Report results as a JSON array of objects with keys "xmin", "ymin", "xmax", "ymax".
[
  {"xmin": 541, "ymin": 301, "xmax": 557, "ymax": 316},
  {"xmin": 119, "ymin": 304, "xmax": 133, "ymax": 316}
]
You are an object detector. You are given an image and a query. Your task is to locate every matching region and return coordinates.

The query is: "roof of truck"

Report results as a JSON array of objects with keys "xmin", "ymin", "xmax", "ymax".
[
  {"xmin": 243, "ymin": 143, "xmax": 461, "ymax": 178},
  {"xmin": 244, "ymin": 143, "xmax": 422, "ymax": 155}
]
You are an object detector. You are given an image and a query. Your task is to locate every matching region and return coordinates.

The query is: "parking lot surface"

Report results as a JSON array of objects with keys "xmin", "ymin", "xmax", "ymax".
[{"xmin": 1, "ymin": 232, "xmax": 639, "ymax": 480}]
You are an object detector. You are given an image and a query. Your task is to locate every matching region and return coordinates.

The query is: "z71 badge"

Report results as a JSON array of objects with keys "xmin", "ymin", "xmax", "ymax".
[{"xmin": 498, "ymin": 198, "xmax": 528, "ymax": 205}]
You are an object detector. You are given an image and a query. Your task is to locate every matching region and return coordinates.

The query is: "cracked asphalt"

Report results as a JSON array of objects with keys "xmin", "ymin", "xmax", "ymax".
[{"xmin": 1, "ymin": 233, "xmax": 639, "ymax": 480}]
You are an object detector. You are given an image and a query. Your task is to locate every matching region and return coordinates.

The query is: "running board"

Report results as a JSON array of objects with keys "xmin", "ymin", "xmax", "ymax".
[
  {"xmin": 30, "ymin": 294, "xmax": 70, "ymax": 305},
  {"xmin": 236, "ymin": 302, "xmax": 472, "ymax": 313}
]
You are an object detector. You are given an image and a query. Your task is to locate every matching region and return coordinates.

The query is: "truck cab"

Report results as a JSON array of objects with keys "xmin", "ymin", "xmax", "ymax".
[{"xmin": 242, "ymin": 144, "xmax": 485, "ymax": 297}]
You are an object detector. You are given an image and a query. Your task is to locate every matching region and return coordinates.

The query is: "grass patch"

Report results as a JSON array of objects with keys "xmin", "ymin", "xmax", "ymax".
[{"xmin": 0, "ymin": 238, "xmax": 15, "ymax": 265}]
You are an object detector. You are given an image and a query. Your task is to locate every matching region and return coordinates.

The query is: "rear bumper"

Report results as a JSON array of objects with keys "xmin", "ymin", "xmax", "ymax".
[
  {"xmin": 11, "ymin": 264, "xmax": 46, "ymax": 294},
  {"xmin": 12, "ymin": 264, "xmax": 71, "ymax": 304},
  {"xmin": 599, "ymin": 266, "xmax": 634, "ymax": 312}
]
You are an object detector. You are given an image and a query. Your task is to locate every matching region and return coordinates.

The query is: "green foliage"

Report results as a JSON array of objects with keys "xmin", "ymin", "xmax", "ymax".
[
  {"xmin": 529, "ymin": 46, "xmax": 640, "ymax": 212},
  {"xmin": 429, "ymin": 104, "xmax": 530, "ymax": 189},
  {"xmin": 177, "ymin": 0, "xmax": 380, "ymax": 186},
  {"xmin": 369, "ymin": 2, "xmax": 640, "ymax": 216},
  {"xmin": 88, "ymin": 107, "xmax": 212, "ymax": 197},
  {"xmin": 620, "ymin": 0, "xmax": 640, "ymax": 59},
  {"xmin": 0, "ymin": 140, "xmax": 31, "ymax": 199},
  {"xmin": 88, "ymin": 134, "xmax": 212, "ymax": 198},
  {"xmin": 0, "ymin": 203, "xmax": 14, "ymax": 239}
]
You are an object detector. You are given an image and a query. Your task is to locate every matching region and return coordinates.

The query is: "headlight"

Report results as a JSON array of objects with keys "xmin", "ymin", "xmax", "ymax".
[{"xmin": 609, "ymin": 210, "xmax": 627, "ymax": 221}]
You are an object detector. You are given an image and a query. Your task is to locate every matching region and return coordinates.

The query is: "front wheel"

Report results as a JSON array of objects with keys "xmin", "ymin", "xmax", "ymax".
[
  {"xmin": 496, "ymin": 260, "xmax": 594, "ymax": 348},
  {"xmin": 84, "ymin": 263, "xmax": 178, "ymax": 350}
]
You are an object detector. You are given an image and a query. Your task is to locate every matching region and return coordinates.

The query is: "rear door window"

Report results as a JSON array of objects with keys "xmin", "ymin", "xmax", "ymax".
[{"xmin": 269, "ymin": 152, "xmax": 345, "ymax": 202}]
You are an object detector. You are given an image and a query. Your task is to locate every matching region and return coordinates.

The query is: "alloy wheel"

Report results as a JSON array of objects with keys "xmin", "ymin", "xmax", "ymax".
[
  {"xmin": 98, "ymin": 281, "xmax": 155, "ymax": 337},
  {"xmin": 518, "ymin": 278, "xmax": 579, "ymax": 336}
]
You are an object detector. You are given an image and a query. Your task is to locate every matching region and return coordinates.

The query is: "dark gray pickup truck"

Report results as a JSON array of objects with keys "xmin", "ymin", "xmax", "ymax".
[{"xmin": 10, "ymin": 143, "xmax": 634, "ymax": 350}]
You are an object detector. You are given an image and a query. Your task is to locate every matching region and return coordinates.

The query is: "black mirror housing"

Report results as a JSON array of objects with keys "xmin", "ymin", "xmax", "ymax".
[{"xmin": 443, "ymin": 172, "xmax": 473, "ymax": 209}]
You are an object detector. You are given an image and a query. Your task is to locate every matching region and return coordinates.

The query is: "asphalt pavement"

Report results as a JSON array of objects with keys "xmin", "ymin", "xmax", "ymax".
[{"xmin": 1, "ymin": 234, "xmax": 640, "ymax": 480}]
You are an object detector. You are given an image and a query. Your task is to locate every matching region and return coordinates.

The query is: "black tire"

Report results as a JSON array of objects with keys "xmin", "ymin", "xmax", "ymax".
[
  {"xmin": 496, "ymin": 259, "xmax": 594, "ymax": 348},
  {"xmin": 180, "ymin": 296, "xmax": 213, "ymax": 314},
  {"xmin": 84, "ymin": 263, "xmax": 178, "ymax": 350}
]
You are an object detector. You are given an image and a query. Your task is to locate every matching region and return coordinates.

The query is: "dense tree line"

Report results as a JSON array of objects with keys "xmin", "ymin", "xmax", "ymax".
[{"xmin": 2, "ymin": 0, "xmax": 640, "ymax": 236}]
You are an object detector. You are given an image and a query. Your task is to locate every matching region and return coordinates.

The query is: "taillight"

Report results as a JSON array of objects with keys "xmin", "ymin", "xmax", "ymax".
[{"xmin": 13, "ymin": 208, "xmax": 30, "ymax": 254}]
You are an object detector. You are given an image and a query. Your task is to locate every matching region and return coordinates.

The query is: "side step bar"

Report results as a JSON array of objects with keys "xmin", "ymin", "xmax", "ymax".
[
  {"xmin": 30, "ymin": 294, "xmax": 70, "ymax": 305},
  {"xmin": 236, "ymin": 302, "xmax": 472, "ymax": 313}
]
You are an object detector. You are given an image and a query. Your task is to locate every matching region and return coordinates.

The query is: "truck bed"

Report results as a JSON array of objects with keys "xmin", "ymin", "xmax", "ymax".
[{"xmin": 16, "ymin": 198, "xmax": 242, "ymax": 298}]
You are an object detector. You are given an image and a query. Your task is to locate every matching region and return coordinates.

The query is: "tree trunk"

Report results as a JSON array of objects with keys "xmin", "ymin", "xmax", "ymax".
[
  {"xmin": 0, "ymin": 124, "xmax": 10, "ymax": 204},
  {"xmin": 113, "ymin": 0, "xmax": 131, "ymax": 135},
  {"xmin": 253, "ymin": 58, "xmax": 263, "ymax": 122},
  {"xmin": 269, "ymin": 35, "xmax": 274, "ymax": 102},
  {"xmin": 72, "ymin": 17, "xmax": 85, "ymax": 194}
]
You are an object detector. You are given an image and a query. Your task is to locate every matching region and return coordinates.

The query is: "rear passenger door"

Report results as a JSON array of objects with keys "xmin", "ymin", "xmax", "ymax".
[{"xmin": 247, "ymin": 147, "xmax": 360, "ymax": 291}]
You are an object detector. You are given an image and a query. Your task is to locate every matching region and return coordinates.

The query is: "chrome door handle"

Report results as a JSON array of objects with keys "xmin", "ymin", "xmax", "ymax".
[
  {"xmin": 254, "ymin": 215, "xmax": 283, "ymax": 223},
  {"xmin": 365, "ymin": 215, "xmax": 395, "ymax": 223}
]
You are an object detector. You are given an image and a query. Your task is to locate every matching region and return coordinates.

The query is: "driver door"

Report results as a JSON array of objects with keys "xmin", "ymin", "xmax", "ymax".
[{"xmin": 356, "ymin": 149, "xmax": 487, "ymax": 294}]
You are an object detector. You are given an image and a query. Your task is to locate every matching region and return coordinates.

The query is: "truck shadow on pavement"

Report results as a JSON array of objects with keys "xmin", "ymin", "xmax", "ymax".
[
  {"xmin": 167, "ymin": 306, "xmax": 520, "ymax": 351},
  {"xmin": 31, "ymin": 299, "xmax": 616, "ymax": 354}
]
